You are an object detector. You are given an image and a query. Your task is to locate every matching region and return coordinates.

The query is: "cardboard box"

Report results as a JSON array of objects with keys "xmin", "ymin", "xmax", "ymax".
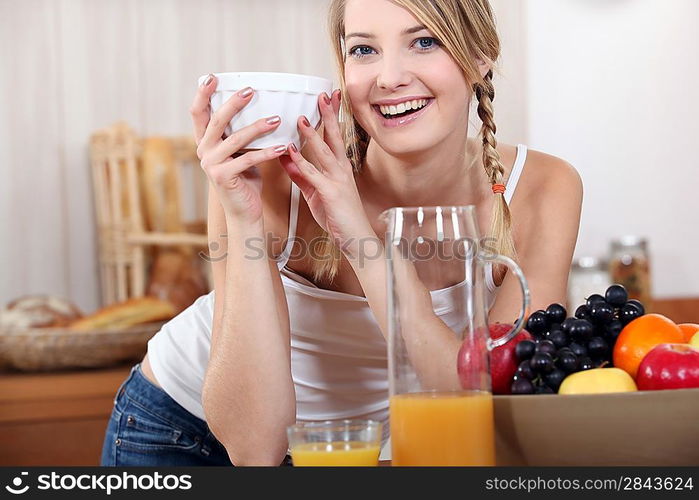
[{"xmin": 494, "ymin": 388, "xmax": 699, "ymax": 465}]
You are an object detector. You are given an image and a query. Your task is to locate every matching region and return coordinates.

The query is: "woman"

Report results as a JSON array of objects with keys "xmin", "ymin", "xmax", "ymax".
[{"xmin": 101, "ymin": 0, "xmax": 582, "ymax": 466}]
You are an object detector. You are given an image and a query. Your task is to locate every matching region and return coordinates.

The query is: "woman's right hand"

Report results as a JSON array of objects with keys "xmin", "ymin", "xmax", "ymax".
[{"xmin": 190, "ymin": 74, "xmax": 289, "ymax": 223}]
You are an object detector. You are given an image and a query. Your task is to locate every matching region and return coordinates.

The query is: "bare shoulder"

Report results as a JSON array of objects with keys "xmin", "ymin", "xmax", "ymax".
[{"xmin": 523, "ymin": 148, "xmax": 582, "ymax": 199}]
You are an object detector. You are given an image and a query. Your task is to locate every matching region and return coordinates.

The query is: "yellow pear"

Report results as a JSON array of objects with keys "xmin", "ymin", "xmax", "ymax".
[
  {"xmin": 690, "ymin": 332, "xmax": 699, "ymax": 349},
  {"xmin": 558, "ymin": 368, "xmax": 637, "ymax": 395}
]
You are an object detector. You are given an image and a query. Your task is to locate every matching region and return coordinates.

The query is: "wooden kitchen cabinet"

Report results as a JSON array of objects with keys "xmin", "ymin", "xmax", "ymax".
[{"xmin": 0, "ymin": 364, "xmax": 133, "ymax": 466}]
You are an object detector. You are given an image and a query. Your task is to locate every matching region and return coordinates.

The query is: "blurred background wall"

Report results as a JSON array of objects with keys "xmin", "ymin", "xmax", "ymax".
[
  {"xmin": 0, "ymin": 0, "xmax": 697, "ymax": 313},
  {"xmin": 524, "ymin": 0, "xmax": 699, "ymax": 299},
  {"xmin": 0, "ymin": 0, "xmax": 336, "ymax": 313}
]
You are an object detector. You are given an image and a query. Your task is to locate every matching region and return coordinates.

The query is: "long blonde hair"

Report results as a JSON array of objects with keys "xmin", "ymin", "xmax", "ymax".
[{"xmin": 313, "ymin": 0, "xmax": 515, "ymax": 282}]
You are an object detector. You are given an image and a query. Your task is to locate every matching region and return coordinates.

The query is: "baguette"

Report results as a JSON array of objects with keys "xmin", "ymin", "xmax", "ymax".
[{"xmin": 69, "ymin": 296, "xmax": 176, "ymax": 331}]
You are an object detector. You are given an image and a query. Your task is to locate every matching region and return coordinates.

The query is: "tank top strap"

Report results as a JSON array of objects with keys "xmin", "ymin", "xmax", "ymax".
[
  {"xmin": 276, "ymin": 181, "xmax": 300, "ymax": 270},
  {"xmin": 504, "ymin": 144, "xmax": 528, "ymax": 205}
]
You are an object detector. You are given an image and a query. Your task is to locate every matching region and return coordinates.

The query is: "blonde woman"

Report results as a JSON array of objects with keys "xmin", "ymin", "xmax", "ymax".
[{"xmin": 101, "ymin": 0, "xmax": 582, "ymax": 466}]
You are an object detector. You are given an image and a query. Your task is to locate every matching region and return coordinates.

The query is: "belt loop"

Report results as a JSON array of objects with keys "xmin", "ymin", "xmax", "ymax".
[{"xmin": 113, "ymin": 364, "xmax": 138, "ymax": 405}]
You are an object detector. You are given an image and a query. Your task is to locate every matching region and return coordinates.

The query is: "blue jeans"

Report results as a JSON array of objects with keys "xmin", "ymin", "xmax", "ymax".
[{"xmin": 100, "ymin": 363, "xmax": 233, "ymax": 466}]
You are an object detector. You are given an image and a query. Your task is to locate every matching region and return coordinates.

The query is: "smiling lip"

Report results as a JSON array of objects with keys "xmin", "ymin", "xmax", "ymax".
[
  {"xmin": 373, "ymin": 98, "xmax": 434, "ymax": 129},
  {"xmin": 372, "ymin": 95, "xmax": 434, "ymax": 106}
]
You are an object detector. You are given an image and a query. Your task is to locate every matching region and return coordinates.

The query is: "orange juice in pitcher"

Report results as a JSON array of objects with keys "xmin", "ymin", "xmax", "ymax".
[{"xmin": 390, "ymin": 391, "xmax": 495, "ymax": 466}]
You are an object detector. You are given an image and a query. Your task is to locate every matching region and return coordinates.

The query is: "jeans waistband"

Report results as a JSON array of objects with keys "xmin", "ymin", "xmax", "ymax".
[{"xmin": 117, "ymin": 363, "xmax": 210, "ymax": 438}]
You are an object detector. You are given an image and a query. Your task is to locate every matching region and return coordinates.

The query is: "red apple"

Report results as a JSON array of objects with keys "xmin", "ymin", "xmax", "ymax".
[
  {"xmin": 489, "ymin": 324, "xmax": 533, "ymax": 394},
  {"xmin": 636, "ymin": 343, "xmax": 699, "ymax": 391},
  {"xmin": 457, "ymin": 324, "xmax": 532, "ymax": 394}
]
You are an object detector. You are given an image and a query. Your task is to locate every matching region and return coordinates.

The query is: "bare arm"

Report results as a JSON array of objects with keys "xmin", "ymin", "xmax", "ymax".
[
  {"xmin": 206, "ymin": 176, "xmax": 290, "ymax": 351},
  {"xmin": 202, "ymin": 183, "xmax": 294, "ymax": 466},
  {"xmin": 190, "ymin": 76, "xmax": 295, "ymax": 465},
  {"xmin": 207, "ymin": 181, "xmax": 227, "ymax": 340}
]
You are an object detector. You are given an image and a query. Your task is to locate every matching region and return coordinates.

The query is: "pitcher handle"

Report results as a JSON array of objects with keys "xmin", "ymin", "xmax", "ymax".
[{"xmin": 482, "ymin": 254, "xmax": 531, "ymax": 350}]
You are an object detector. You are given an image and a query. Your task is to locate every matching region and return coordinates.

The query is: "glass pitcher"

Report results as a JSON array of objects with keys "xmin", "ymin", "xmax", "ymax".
[{"xmin": 378, "ymin": 206, "xmax": 530, "ymax": 466}]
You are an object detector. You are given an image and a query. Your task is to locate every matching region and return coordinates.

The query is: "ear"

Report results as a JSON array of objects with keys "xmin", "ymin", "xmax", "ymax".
[{"xmin": 476, "ymin": 58, "xmax": 491, "ymax": 80}]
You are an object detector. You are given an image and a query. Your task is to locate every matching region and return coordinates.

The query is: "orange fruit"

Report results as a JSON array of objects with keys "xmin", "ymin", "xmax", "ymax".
[
  {"xmin": 613, "ymin": 313, "xmax": 684, "ymax": 379},
  {"xmin": 679, "ymin": 323, "xmax": 699, "ymax": 343}
]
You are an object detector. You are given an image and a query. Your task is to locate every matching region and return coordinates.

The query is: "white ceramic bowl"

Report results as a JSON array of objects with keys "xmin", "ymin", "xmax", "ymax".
[{"xmin": 199, "ymin": 72, "xmax": 333, "ymax": 150}]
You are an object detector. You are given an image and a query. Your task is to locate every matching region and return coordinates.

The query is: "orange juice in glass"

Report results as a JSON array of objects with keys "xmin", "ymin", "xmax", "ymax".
[
  {"xmin": 289, "ymin": 441, "xmax": 381, "ymax": 466},
  {"xmin": 390, "ymin": 390, "xmax": 495, "ymax": 466},
  {"xmin": 287, "ymin": 420, "xmax": 382, "ymax": 466}
]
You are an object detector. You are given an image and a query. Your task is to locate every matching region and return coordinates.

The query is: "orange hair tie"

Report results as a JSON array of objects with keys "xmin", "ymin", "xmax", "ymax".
[{"xmin": 491, "ymin": 183, "xmax": 506, "ymax": 195}]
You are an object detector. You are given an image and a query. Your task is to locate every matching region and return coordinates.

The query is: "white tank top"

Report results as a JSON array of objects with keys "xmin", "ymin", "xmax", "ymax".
[{"xmin": 147, "ymin": 145, "xmax": 528, "ymax": 444}]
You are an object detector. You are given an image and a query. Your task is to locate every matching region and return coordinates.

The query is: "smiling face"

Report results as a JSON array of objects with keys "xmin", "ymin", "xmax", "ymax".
[{"xmin": 343, "ymin": 0, "xmax": 479, "ymax": 157}]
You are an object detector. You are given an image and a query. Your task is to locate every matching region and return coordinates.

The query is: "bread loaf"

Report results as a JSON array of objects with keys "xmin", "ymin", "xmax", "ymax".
[
  {"xmin": 69, "ymin": 296, "xmax": 176, "ymax": 331},
  {"xmin": 147, "ymin": 250, "xmax": 209, "ymax": 314},
  {"xmin": 0, "ymin": 295, "xmax": 83, "ymax": 329}
]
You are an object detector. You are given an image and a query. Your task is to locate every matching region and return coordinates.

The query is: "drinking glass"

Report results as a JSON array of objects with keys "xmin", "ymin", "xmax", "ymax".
[{"xmin": 287, "ymin": 420, "xmax": 382, "ymax": 466}]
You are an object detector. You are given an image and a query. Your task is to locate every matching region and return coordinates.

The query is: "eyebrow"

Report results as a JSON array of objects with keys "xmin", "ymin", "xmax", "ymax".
[{"xmin": 345, "ymin": 24, "xmax": 429, "ymax": 41}]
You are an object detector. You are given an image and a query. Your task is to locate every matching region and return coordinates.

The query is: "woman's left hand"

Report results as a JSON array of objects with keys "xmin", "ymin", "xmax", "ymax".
[{"xmin": 279, "ymin": 91, "xmax": 375, "ymax": 258}]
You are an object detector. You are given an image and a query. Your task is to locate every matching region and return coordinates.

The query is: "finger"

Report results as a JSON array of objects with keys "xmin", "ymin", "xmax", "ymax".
[
  {"xmin": 190, "ymin": 74, "xmax": 217, "ymax": 144},
  {"xmin": 199, "ymin": 87, "xmax": 255, "ymax": 150},
  {"xmin": 232, "ymin": 144, "xmax": 289, "ymax": 170},
  {"xmin": 286, "ymin": 143, "xmax": 331, "ymax": 190},
  {"xmin": 279, "ymin": 155, "xmax": 316, "ymax": 198},
  {"xmin": 206, "ymin": 115, "xmax": 281, "ymax": 164},
  {"xmin": 287, "ymin": 142, "xmax": 320, "ymax": 175},
  {"xmin": 281, "ymin": 146, "xmax": 335, "ymax": 207},
  {"xmin": 203, "ymin": 144, "xmax": 288, "ymax": 180},
  {"xmin": 331, "ymin": 89, "xmax": 341, "ymax": 115},
  {"xmin": 318, "ymin": 91, "xmax": 345, "ymax": 161},
  {"xmin": 297, "ymin": 115, "xmax": 339, "ymax": 176}
]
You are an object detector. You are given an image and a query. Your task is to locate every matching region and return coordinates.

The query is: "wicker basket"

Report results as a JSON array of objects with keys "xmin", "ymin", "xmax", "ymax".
[{"xmin": 0, "ymin": 322, "xmax": 165, "ymax": 372}]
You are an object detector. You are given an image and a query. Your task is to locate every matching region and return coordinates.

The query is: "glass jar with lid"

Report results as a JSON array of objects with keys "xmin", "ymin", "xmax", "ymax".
[
  {"xmin": 609, "ymin": 236, "xmax": 652, "ymax": 309},
  {"xmin": 568, "ymin": 257, "xmax": 613, "ymax": 310}
]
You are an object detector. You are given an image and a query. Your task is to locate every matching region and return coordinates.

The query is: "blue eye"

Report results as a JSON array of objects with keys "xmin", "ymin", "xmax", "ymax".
[
  {"xmin": 349, "ymin": 45, "xmax": 376, "ymax": 59},
  {"xmin": 413, "ymin": 37, "xmax": 439, "ymax": 51},
  {"xmin": 348, "ymin": 37, "xmax": 440, "ymax": 59}
]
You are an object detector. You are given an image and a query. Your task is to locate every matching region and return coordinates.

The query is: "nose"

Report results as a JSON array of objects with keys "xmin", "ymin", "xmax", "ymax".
[{"xmin": 376, "ymin": 54, "xmax": 412, "ymax": 91}]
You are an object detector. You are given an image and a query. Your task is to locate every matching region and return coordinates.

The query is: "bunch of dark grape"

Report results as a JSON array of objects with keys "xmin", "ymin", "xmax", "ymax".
[{"xmin": 511, "ymin": 284, "xmax": 645, "ymax": 395}]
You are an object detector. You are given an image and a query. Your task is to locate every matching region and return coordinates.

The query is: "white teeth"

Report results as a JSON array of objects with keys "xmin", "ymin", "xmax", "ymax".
[{"xmin": 379, "ymin": 99, "xmax": 429, "ymax": 117}]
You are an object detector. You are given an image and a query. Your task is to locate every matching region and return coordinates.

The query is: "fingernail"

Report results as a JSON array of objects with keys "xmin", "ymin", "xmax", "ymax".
[
  {"xmin": 274, "ymin": 145, "xmax": 288, "ymax": 153},
  {"xmin": 202, "ymin": 74, "xmax": 214, "ymax": 87},
  {"xmin": 238, "ymin": 87, "xmax": 253, "ymax": 98},
  {"xmin": 322, "ymin": 93, "xmax": 331, "ymax": 106},
  {"xmin": 335, "ymin": 90, "xmax": 342, "ymax": 103},
  {"xmin": 289, "ymin": 143, "xmax": 298, "ymax": 153},
  {"xmin": 301, "ymin": 116, "xmax": 311, "ymax": 128},
  {"xmin": 266, "ymin": 115, "xmax": 281, "ymax": 125}
]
